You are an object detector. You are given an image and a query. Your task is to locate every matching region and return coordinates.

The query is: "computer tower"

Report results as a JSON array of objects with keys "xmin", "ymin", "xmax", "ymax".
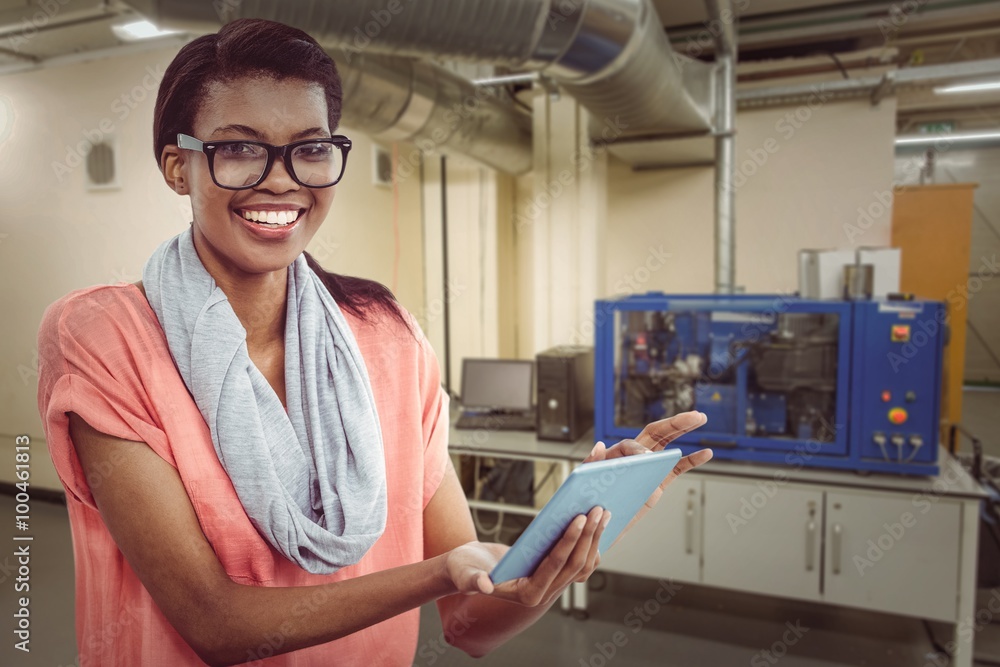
[{"xmin": 536, "ymin": 345, "xmax": 594, "ymax": 442}]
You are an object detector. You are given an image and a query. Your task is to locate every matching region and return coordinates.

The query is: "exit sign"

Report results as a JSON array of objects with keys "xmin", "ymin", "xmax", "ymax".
[{"xmin": 918, "ymin": 121, "xmax": 955, "ymax": 134}]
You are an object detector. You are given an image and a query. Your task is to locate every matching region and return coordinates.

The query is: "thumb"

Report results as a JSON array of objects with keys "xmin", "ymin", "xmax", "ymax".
[
  {"xmin": 458, "ymin": 567, "xmax": 493, "ymax": 595},
  {"xmin": 475, "ymin": 572, "xmax": 495, "ymax": 595}
]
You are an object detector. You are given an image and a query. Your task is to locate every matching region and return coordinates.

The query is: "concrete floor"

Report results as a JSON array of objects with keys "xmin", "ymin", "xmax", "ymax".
[{"xmin": 2, "ymin": 389, "xmax": 999, "ymax": 667}]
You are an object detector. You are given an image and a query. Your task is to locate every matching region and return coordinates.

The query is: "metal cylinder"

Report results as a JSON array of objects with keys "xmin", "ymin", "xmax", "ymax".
[{"xmin": 843, "ymin": 264, "xmax": 874, "ymax": 300}]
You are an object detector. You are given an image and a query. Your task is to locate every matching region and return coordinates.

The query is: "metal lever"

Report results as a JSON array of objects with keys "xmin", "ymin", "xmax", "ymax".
[
  {"xmin": 832, "ymin": 523, "xmax": 842, "ymax": 575},
  {"xmin": 685, "ymin": 494, "xmax": 695, "ymax": 555},
  {"xmin": 806, "ymin": 507, "xmax": 816, "ymax": 572}
]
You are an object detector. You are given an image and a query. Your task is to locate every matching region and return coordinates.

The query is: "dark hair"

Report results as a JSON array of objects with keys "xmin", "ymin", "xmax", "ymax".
[{"xmin": 153, "ymin": 18, "xmax": 415, "ymax": 339}]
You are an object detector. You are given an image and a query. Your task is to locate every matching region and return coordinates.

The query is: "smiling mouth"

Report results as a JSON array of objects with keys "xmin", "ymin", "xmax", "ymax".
[{"xmin": 236, "ymin": 208, "xmax": 305, "ymax": 227}]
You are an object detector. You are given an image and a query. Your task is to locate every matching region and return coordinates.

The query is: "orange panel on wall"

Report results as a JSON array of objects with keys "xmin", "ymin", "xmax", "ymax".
[{"xmin": 890, "ymin": 183, "xmax": 977, "ymax": 445}]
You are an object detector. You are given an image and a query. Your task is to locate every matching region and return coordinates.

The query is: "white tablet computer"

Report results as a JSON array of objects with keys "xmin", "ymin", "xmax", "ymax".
[{"xmin": 489, "ymin": 447, "xmax": 683, "ymax": 584}]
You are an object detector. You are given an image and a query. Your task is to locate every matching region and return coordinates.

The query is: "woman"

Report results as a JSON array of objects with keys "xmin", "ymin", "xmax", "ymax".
[{"xmin": 36, "ymin": 18, "xmax": 711, "ymax": 666}]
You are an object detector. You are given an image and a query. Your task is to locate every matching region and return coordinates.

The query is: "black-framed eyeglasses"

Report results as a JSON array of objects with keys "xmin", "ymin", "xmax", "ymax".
[{"xmin": 176, "ymin": 133, "xmax": 352, "ymax": 190}]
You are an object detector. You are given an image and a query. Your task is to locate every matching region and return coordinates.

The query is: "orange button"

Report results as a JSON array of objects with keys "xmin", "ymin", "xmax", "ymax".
[
  {"xmin": 888, "ymin": 408, "xmax": 908, "ymax": 425},
  {"xmin": 881, "ymin": 391, "xmax": 891, "ymax": 402}
]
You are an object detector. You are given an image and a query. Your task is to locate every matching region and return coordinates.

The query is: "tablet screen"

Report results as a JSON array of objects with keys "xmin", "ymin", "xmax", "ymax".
[{"xmin": 489, "ymin": 448, "xmax": 682, "ymax": 584}]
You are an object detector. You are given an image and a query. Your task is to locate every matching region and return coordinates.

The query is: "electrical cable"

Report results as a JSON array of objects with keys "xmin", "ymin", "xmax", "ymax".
[
  {"xmin": 532, "ymin": 463, "xmax": 558, "ymax": 495},
  {"xmin": 471, "ymin": 456, "xmax": 505, "ymax": 540},
  {"xmin": 876, "ymin": 439, "xmax": 892, "ymax": 462},
  {"xmin": 506, "ymin": 83, "xmax": 533, "ymax": 113},
  {"xmin": 827, "ymin": 52, "xmax": 850, "ymax": 79},
  {"xmin": 391, "ymin": 142, "xmax": 400, "ymax": 295},
  {"xmin": 922, "ymin": 619, "xmax": 951, "ymax": 661}
]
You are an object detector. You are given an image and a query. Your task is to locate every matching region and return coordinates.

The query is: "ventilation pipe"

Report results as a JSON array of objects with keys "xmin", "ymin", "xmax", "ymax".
[
  {"xmin": 333, "ymin": 50, "xmax": 532, "ymax": 174},
  {"xmin": 125, "ymin": 0, "xmax": 716, "ymax": 141}
]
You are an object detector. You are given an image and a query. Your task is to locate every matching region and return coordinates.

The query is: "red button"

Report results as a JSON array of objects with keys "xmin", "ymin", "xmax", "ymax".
[
  {"xmin": 888, "ymin": 408, "xmax": 908, "ymax": 425},
  {"xmin": 891, "ymin": 325, "xmax": 911, "ymax": 342},
  {"xmin": 881, "ymin": 391, "xmax": 891, "ymax": 403}
]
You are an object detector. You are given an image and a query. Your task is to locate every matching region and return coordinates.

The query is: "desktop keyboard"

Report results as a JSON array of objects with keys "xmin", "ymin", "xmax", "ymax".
[{"xmin": 455, "ymin": 412, "xmax": 537, "ymax": 431}]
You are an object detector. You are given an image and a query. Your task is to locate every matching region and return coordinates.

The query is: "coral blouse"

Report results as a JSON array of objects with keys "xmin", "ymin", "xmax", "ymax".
[{"xmin": 36, "ymin": 282, "xmax": 451, "ymax": 666}]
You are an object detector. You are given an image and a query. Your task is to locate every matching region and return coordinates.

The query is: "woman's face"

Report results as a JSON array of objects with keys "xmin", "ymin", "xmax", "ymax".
[{"xmin": 164, "ymin": 75, "xmax": 337, "ymax": 279}]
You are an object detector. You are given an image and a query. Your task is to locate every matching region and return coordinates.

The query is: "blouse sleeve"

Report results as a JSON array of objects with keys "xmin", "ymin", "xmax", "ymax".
[
  {"xmin": 36, "ymin": 291, "xmax": 173, "ymax": 510},
  {"xmin": 413, "ymin": 317, "xmax": 451, "ymax": 510}
]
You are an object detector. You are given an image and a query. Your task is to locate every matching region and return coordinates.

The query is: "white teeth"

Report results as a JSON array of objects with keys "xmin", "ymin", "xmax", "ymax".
[{"xmin": 240, "ymin": 209, "xmax": 300, "ymax": 226}]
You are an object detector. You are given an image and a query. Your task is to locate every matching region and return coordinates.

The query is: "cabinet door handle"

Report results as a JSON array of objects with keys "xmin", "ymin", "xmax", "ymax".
[
  {"xmin": 832, "ymin": 523, "xmax": 842, "ymax": 575},
  {"xmin": 806, "ymin": 519, "xmax": 816, "ymax": 572},
  {"xmin": 685, "ymin": 500, "xmax": 695, "ymax": 555}
]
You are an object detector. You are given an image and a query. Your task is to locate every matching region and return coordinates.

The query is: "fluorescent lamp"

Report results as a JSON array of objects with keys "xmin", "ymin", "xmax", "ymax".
[
  {"xmin": 934, "ymin": 80, "xmax": 1000, "ymax": 95},
  {"xmin": 112, "ymin": 20, "xmax": 179, "ymax": 42},
  {"xmin": 895, "ymin": 131, "xmax": 1000, "ymax": 146}
]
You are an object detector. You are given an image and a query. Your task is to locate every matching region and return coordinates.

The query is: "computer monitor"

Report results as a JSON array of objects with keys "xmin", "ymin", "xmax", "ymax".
[{"xmin": 460, "ymin": 358, "xmax": 534, "ymax": 411}]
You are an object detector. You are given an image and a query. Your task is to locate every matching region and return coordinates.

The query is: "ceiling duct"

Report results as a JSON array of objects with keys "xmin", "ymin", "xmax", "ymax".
[
  {"xmin": 125, "ymin": 0, "xmax": 717, "ymax": 143},
  {"xmin": 332, "ymin": 49, "xmax": 532, "ymax": 174}
]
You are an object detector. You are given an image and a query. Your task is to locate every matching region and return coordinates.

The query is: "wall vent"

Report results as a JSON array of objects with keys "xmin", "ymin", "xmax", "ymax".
[{"xmin": 85, "ymin": 139, "xmax": 120, "ymax": 191}]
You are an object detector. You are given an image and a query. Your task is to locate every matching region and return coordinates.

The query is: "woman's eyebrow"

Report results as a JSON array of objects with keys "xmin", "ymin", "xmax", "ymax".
[
  {"xmin": 210, "ymin": 124, "xmax": 264, "ymax": 139},
  {"xmin": 209, "ymin": 125, "xmax": 329, "ymax": 141},
  {"xmin": 290, "ymin": 127, "xmax": 330, "ymax": 140}
]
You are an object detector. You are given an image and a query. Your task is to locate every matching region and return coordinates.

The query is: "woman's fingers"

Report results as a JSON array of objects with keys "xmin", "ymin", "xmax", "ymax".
[
  {"xmin": 636, "ymin": 411, "xmax": 708, "ymax": 451},
  {"xmin": 558, "ymin": 507, "xmax": 603, "ymax": 586},
  {"xmin": 511, "ymin": 506, "xmax": 605, "ymax": 606},
  {"xmin": 582, "ymin": 441, "xmax": 607, "ymax": 463},
  {"xmin": 575, "ymin": 509, "xmax": 611, "ymax": 583},
  {"xmin": 657, "ymin": 447, "xmax": 715, "ymax": 491}
]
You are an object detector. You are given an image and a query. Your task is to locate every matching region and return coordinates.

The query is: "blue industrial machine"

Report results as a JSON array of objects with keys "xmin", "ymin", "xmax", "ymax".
[{"xmin": 594, "ymin": 293, "xmax": 946, "ymax": 476}]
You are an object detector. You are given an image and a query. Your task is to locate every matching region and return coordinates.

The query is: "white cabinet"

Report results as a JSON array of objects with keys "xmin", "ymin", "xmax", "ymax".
[
  {"xmin": 599, "ymin": 477, "xmax": 701, "ymax": 582},
  {"xmin": 824, "ymin": 489, "xmax": 961, "ymax": 622},
  {"xmin": 702, "ymin": 478, "xmax": 823, "ymax": 603}
]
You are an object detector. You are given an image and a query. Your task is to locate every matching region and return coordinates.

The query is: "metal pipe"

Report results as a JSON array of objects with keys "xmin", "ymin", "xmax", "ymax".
[
  {"xmin": 714, "ymin": 53, "xmax": 736, "ymax": 295},
  {"xmin": 473, "ymin": 72, "xmax": 539, "ymax": 87},
  {"xmin": 736, "ymin": 57, "xmax": 1000, "ymax": 109},
  {"xmin": 705, "ymin": 0, "xmax": 737, "ymax": 294}
]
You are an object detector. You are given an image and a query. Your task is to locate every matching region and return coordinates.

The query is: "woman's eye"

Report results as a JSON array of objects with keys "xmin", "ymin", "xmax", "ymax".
[
  {"xmin": 217, "ymin": 143, "xmax": 260, "ymax": 158},
  {"xmin": 295, "ymin": 143, "xmax": 334, "ymax": 160}
]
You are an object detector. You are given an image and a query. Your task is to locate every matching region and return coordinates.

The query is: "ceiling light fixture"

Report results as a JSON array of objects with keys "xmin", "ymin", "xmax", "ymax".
[
  {"xmin": 895, "ymin": 131, "xmax": 1000, "ymax": 146},
  {"xmin": 111, "ymin": 20, "xmax": 179, "ymax": 42},
  {"xmin": 934, "ymin": 80, "xmax": 1000, "ymax": 95}
]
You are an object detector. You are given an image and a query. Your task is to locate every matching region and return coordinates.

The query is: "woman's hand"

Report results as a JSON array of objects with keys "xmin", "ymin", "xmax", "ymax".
[
  {"xmin": 444, "ymin": 505, "xmax": 610, "ymax": 608},
  {"xmin": 583, "ymin": 411, "xmax": 713, "ymax": 550}
]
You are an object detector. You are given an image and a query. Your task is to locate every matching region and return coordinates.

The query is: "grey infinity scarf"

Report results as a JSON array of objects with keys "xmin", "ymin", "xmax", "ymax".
[{"xmin": 142, "ymin": 225, "xmax": 387, "ymax": 574}]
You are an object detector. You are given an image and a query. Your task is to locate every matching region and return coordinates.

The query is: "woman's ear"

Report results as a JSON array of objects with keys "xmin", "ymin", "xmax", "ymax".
[{"xmin": 160, "ymin": 145, "xmax": 187, "ymax": 194}]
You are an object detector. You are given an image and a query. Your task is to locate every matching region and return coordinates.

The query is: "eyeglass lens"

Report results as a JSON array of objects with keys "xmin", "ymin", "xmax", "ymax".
[{"xmin": 213, "ymin": 142, "xmax": 342, "ymax": 188}]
